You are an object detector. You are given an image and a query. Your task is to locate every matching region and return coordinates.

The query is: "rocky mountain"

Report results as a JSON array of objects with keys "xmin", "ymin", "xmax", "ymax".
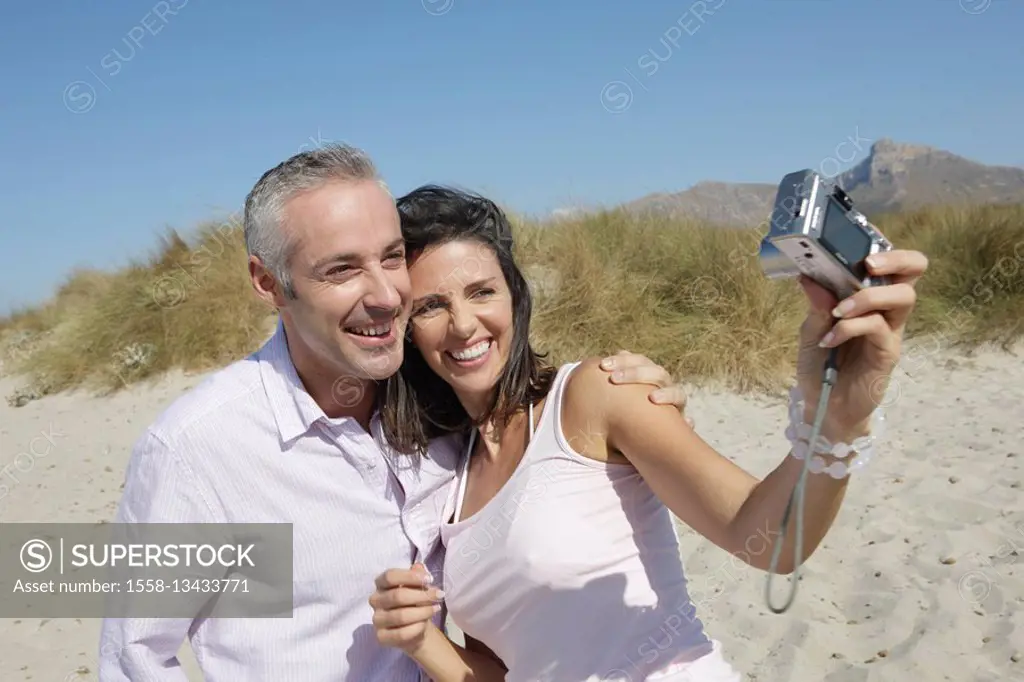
[{"xmin": 621, "ymin": 139, "xmax": 1024, "ymax": 226}]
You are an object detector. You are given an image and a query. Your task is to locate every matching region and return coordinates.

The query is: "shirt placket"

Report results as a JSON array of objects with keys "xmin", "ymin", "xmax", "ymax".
[
  {"xmin": 381, "ymin": 454, "xmax": 443, "ymax": 567},
  {"xmin": 320, "ymin": 422, "xmax": 392, "ymax": 498}
]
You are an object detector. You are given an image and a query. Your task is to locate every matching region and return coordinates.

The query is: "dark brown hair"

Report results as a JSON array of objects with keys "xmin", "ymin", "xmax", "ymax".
[{"xmin": 377, "ymin": 185, "xmax": 556, "ymax": 456}]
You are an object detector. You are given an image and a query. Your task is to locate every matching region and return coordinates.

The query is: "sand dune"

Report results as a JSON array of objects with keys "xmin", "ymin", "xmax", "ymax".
[{"xmin": 1, "ymin": 338, "xmax": 1021, "ymax": 681}]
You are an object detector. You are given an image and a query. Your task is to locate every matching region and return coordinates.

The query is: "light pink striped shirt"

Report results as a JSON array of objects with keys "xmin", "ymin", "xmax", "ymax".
[{"xmin": 99, "ymin": 320, "xmax": 462, "ymax": 681}]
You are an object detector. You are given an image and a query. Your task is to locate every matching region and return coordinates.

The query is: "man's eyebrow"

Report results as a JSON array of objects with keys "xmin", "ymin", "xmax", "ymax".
[
  {"xmin": 310, "ymin": 238, "xmax": 406, "ymax": 270},
  {"xmin": 311, "ymin": 252, "xmax": 358, "ymax": 270}
]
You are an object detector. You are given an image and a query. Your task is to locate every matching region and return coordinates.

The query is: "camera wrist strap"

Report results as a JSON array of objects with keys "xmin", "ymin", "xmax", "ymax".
[{"xmin": 764, "ymin": 345, "xmax": 841, "ymax": 614}]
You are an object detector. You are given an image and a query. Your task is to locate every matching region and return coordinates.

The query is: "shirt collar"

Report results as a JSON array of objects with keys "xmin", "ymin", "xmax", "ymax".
[
  {"xmin": 256, "ymin": 319, "xmax": 450, "ymax": 465},
  {"xmin": 257, "ymin": 318, "xmax": 336, "ymax": 444}
]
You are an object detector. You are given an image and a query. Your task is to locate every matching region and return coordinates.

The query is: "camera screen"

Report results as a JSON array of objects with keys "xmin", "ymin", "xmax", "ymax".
[{"xmin": 820, "ymin": 198, "xmax": 871, "ymax": 279}]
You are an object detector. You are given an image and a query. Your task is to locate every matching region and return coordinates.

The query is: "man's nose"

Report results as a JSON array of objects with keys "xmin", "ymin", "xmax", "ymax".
[{"xmin": 363, "ymin": 268, "xmax": 402, "ymax": 312}]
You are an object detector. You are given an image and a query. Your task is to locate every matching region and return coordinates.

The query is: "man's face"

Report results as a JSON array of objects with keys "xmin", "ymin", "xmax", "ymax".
[{"xmin": 273, "ymin": 179, "xmax": 411, "ymax": 382}]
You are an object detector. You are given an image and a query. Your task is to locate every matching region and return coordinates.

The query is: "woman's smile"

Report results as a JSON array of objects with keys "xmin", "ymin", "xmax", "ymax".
[{"xmin": 445, "ymin": 338, "xmax": 494, "ymax": 369}]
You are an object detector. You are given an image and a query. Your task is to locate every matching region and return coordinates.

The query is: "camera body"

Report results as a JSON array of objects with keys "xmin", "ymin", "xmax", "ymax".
[{"xmin": 759, "ymin": 169, "xmax": 892, "ymax": 300}]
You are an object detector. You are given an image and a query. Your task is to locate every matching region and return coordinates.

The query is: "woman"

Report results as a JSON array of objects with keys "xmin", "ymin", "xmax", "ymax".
[{"xmin": 369, "ymin": 185, "xmax": 927, "ymax": 681}]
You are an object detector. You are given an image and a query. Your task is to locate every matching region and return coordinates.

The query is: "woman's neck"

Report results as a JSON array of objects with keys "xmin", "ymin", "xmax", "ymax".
[
  {"xmin": 456, "ymin": 387, "xmax": 509, "ymax": 461},
  {"xmin": 463, "ymin": 394, "xmax": 539, "ymax": 465},
  {"xmin": 455, "ymin": 385, "xmax": 496, "ymax": 425},
  {"xmin": 476, "ymin": 413, "xmax": 537, "ymax": 465}
]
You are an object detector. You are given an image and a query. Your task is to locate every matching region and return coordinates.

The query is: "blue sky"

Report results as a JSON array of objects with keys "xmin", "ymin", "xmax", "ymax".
[{"xmin": 2, "ymin": 0, "xmax": 1021, "ymax": 315}]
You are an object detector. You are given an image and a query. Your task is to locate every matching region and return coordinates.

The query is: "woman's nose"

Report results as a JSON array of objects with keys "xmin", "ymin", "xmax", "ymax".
[{"xmin": 449, "ymin": 302, "xmax": 477, "ymax": 338}]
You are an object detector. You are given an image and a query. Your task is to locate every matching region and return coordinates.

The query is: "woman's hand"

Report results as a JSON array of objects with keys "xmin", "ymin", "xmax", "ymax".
[
  {"xmin": 369, "ymin": 563, "xmax": 445, "ymax": 656},
  {"xmin": 795, "ymin": 249, "xmax": 928, "ymax": 440},
  {"xmin": 369, "ymin": 565, "xmax": 509, "ymax": 681}
]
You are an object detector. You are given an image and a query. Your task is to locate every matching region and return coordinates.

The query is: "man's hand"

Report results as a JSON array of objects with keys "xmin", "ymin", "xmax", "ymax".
[
  {"xmin": 600, "ymin": 351, "xmax": 694, "ymax": 428},
  {"xmin": 369, "ymin": 563, "xmax": 444, "ymax": 655}
]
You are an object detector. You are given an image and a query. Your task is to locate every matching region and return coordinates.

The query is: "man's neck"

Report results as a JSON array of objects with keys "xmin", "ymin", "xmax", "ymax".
[
  {"xmin": 306, "ymin": 370, "xmax": 378, "ymax": 429},
  {"xmin": 282, "ymin": 331, "xmax": 379, "ymax": 430}
]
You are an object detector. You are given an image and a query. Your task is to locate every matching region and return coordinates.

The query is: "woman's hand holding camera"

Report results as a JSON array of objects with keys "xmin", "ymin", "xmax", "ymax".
[{"xmin": 794, "ymin": 249, "xmax": 928, "ymax": 442}]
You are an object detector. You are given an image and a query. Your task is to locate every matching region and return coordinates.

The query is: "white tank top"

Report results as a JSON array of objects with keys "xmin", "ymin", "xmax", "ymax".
[{"xmin": 440, "ymin": 362, "xmax": 741, "ymax": 681}]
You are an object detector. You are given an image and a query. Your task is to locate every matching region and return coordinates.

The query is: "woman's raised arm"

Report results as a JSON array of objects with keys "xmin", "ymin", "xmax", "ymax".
[{"xmin": 567, "ymin": 249, "xmax": 928, "ymax": 573}]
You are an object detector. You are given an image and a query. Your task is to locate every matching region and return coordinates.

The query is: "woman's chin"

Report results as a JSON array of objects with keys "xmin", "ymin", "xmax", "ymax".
[
  {"xmin": 445, "ymin": 375, "xmax": 498, "ymax": 400},
  {"xmin": 436, "ymin": 362, "xmax": 502, "ymax": 409}
]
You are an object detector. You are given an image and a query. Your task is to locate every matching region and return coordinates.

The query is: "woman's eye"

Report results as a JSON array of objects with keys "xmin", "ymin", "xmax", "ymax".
[{"xmin": 413, "ymin": 301, "xmax": 441, "ymax": 316}]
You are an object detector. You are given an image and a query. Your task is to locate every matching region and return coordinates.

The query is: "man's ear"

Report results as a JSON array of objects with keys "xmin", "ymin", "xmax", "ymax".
[{"xmin": 249, "ymin": 255, "xmax": 288, "ymax": 309}]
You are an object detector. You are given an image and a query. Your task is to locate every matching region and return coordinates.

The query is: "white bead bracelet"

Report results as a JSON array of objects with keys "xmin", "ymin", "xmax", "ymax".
[{"xmin": 784, "ymin": 386, "xmax": 887, "ymax": 479}]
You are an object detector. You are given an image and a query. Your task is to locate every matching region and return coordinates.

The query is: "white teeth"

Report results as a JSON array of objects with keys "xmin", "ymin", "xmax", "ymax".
[
  {"xmin": 348, "ymin": 324, "xmax": 391, "ymax": 337},
  {"xmin": 450, "ymin": 341, "xmax": 490, "ymax": 361}
]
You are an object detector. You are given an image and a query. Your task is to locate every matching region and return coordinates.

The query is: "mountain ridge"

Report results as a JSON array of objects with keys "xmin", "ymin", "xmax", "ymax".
[{"xmin": 619, "ymin": 138, "xmax": 1024, "ymax": 226}]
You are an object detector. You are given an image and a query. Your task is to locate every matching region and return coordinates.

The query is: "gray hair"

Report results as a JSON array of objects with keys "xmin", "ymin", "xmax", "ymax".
[{"xmin": 243, "ymin": 142, "xmax": 388, "ymax": 298}]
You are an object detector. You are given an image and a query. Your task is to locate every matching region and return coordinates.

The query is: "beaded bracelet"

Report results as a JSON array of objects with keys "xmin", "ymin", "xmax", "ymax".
[{"xmin": 784, "ymin": 386, "xmax": 887, "ymax": 479}]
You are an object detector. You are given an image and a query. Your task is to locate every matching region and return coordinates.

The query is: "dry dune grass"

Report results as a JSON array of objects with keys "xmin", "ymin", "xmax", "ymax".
[
  {"xmin": 518, "ymin": 202, "xmax": 1024, "ymax": 390},
  {"xmin": 1, "ymin": 220, "xmax": 271, "ymax": 397},
  {"xmin": 2, "ymin": 202, "xmax": 1022, "ymax": 401}
]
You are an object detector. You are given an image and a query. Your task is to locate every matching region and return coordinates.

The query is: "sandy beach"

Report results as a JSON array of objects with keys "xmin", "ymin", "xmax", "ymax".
[{"xmin": 1, "ymin": 337, "xmax": 1021, "ymax": 681}]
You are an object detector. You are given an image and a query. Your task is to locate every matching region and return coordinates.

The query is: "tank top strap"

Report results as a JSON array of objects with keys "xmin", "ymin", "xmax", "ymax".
[
  {"xmin": 450, "ymin": 362, "xmax": 581, "ymax": 525},
  {"xmin": 520, "ymin": 361, "xmax": 580, "ymax": 459},
  {"xmin": 527, "ymin": 361, "xmax": 581, "ymax": 456}
]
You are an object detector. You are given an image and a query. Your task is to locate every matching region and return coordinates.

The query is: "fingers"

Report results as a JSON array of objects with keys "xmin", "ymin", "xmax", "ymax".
[
  {"xmin": 374, "ymin": 565, "xmax": 433, "ymax": 591},
  {"xmin": 799, "ymin": 247, "xmax": 925, "ymax": 334},
  {"xmin": 818, "ymin": 312, "xmax": 894, "ymax": 349},
  {"xmin": 370, "ymin": 563, "xmax": 442, "ymax": 652},
  {"xmin": 372, "ymin": 600, "xmax": 442, "ymax": 629},
  {"xmin": 798, "ymin": 276, "xmax": 839, "ymax": 316},
  {"xmin": 369, "ymin": 585, "xmax": 444, "ymax": 611},
  {"xmin": 607, "ymin": 365, "xmax": 673, "ymax": 388},
  {"xmin": 600, "ymin": 352, "xmax": 673, "ymax": 389},
  {"xmin": 866, "ymin": 249, "xmax": 929, "ymax": 286},
  {"xmin": 369, "ymin": 571, "xmax": 444, "ymax": 647},
  {"xmin": 648, "ymin": 385, "xmax": 689, "ymax": 412},
  {"xmin": 600, "ymin": 350, "xmax": 635, "ymax": 368},
  {"xmin": 831, "ymin": 281, "xmax": 918, "ymax": 331}
]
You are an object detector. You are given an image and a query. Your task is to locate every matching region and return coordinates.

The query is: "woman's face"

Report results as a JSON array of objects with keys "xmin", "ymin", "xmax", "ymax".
[{"xmin": 407, "ymin": 239, "xmax": 514, "ymax": 412}]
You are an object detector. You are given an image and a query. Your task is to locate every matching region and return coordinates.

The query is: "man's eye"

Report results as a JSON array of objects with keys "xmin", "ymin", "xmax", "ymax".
[{"xmin": 325, "ymin": 266, "xmax": 351, "ymax": 277}]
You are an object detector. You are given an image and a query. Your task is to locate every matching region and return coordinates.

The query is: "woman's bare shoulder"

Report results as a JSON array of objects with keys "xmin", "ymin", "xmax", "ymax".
[
  {"xmin": 562, "ymin": 357, "xmax": 615, "ymax": 413},
  {"xmin": 557, "ymin": 357, "xmax": 620, "ymax": 460}
]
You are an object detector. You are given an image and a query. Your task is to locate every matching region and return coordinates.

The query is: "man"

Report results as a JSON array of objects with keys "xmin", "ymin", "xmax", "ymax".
[{"xmin": 98, "ymin": 143, "xmax": 688, "ymax": 681}]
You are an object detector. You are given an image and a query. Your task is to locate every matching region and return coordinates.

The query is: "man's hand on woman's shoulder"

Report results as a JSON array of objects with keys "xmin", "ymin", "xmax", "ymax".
[
  {"xmin": 596, "ymin": 350, "xmax": 693, "ymax": 427},
  {"xmin": 558, "ymin": 356, "xmax": 694, "ymax": 464}
]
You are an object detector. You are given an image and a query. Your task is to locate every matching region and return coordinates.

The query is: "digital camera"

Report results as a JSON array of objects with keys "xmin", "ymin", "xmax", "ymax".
[{"xmin": 758, "ymin": 169, "xmax": 893, "ymax": 300}]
